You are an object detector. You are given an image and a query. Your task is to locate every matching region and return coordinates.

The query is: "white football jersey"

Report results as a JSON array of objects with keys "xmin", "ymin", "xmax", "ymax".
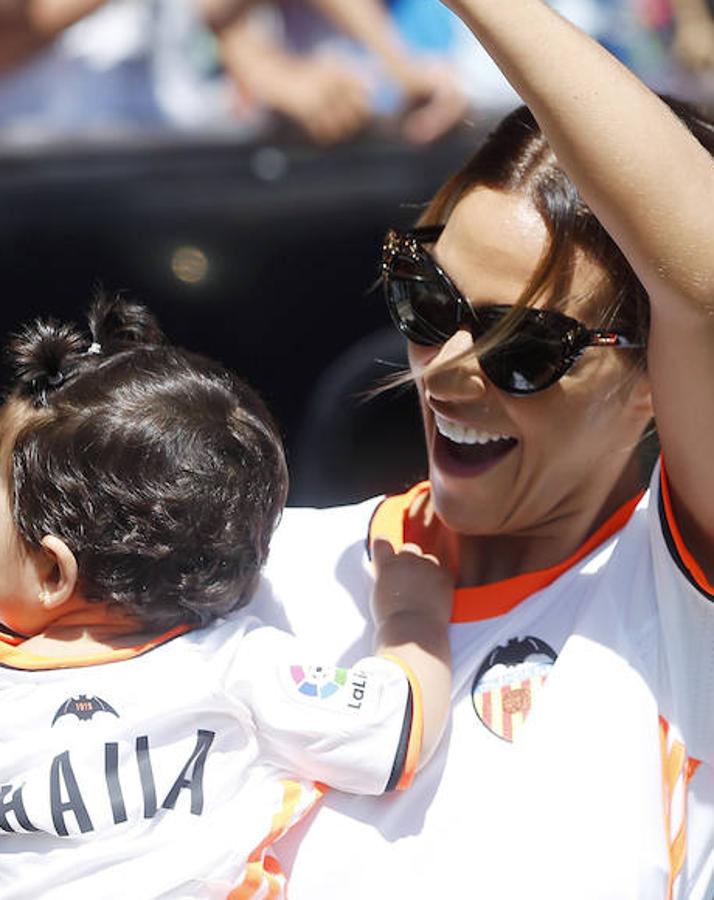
[
  {"xmin": 0, "ymin": 618, "xmax": 419, "ymax": 898},
  {"xmin": 254, "ymin": 459, "xmax": 714, "ymax": 900}
]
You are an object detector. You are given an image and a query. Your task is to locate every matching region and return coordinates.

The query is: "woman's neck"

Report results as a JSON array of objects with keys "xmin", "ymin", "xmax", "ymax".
[{"xmin": 454, "ymin": 455, "xmax": 644, "ymax": 587}]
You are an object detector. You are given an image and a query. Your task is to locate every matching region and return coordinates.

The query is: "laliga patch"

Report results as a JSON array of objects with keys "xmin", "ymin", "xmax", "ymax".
[
  {"xmin": 285, "ymin": 664, "xmax": 376, "ymax": 715},
  {"xmin": 471, "ymin": 637, "xmax": 557, "ymax": 742}
]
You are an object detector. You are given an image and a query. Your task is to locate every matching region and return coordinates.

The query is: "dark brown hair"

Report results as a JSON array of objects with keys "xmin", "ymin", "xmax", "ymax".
[
  {"xmin": 419, "ymin": 98, "xmax": 714, "ymax": 360},
  {"xmin": 4, "ymin": 296, "xmax": 288, "ymax": 629}
]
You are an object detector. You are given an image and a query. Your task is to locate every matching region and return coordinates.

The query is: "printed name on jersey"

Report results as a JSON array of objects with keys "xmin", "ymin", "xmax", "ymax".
[
  {"xmin": 51, "ymin": 694, "xmax": 120, "ymax": 726},
  {"xmin": 471, "ymin": 637, "xmax": 558, "ymax": 742},
  {"xmin": 284, "ymin": 664, "xmax": 374, "ymax": 714},
  {"xmin": 0, "ymin": 729, "xmax": 214, "ymax": 836}
]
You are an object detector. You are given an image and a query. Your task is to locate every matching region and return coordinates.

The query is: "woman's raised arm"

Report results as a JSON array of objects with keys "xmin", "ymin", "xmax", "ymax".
[{"xmin": 443, "ymin": 0, "xmax": 714, "ymax": 569}]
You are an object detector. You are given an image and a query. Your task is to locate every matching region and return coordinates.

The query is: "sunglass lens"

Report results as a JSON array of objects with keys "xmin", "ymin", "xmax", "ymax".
[
  {"xmin": 387, "ymin": 255, "xmax": 460, "ymax": 346},
  {"xmin": 480, "ymin": 317, "xmax": 568, "ymax": 394}
]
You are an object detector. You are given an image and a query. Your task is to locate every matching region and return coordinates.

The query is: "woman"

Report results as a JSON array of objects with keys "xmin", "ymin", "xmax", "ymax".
[{"xmin": 252, "ymin": 0, "xmax": 714, "ymax": 896}]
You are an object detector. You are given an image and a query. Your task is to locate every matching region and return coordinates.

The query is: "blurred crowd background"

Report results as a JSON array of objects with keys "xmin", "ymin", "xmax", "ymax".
[
  {"xmin": 2, "ymin": 0, "xmax": 714, "ymax": 141},
  {"xmin": 1, "ymin": 0, "xmax": 713, "ymax": 504}
]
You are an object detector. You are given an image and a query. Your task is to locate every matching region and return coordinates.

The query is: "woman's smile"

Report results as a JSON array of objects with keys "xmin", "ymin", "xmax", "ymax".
[{"xmin": 432, "ymin": 412, "xmax": 519, "ymax": 477}]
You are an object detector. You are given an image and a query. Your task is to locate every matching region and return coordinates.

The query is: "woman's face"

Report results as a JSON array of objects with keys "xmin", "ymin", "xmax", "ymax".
[{"xmin": 409, "ymin": 188, "xmax": 652, "ymax": 537}]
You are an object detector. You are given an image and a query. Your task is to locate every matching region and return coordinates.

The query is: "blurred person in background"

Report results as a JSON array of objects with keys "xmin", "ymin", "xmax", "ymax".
[
  {"xmin": 0, "ymin": 0, "xmax": 468, "ymax": 142},
  {"xmin": 671, "ymin": 0, "xmax": 714, "ymax": 72},
  {"xmin": 593, "ymin": 0, "xmax": 714, "ymax": 98},
  {"xmin": 3, "ymin": 0, "xmax": 710, "ymax": 144},
  {"xmin": 202, "ymin": 0, "xmax": 469, "ymax": 144},
  {"xmin": 0, "ymin": 0, "xmax": 105, "ymax": 72},
  {"xmin": 0, "ymin": 0, "xmax": 164, "ymax": 135}
]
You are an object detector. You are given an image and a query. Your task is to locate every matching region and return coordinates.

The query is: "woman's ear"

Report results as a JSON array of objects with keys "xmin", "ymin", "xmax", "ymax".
[{"xmin": 37, "ymin": 535, "xmax": 79, "ymax": 611}]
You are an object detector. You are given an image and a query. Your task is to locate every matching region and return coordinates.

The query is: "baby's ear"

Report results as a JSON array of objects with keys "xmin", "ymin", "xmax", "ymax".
[{"xmin": 37, "ymin": 535, "xmax": 79, "ymax": 610}]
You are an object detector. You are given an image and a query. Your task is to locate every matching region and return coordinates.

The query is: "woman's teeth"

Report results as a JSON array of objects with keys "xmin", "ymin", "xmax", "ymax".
[{"xmin": 434, "ymin": 414, "xmax": 513, "ymax": 446}]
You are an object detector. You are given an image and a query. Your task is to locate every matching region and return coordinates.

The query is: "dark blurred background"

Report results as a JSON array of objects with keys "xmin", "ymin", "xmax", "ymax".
[
  {"xmin": 1, "ymin": 0, "xmax": 713, "ymax": 506},
  {"xmin": 0, "ymin": 129, "xmax": 482, "ymax": 503}
]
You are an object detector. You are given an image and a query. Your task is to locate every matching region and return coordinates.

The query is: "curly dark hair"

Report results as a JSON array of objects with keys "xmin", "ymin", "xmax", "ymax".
[{"xmin": 4, "ymin": 296, "xmax": 288, "ymax": 629}]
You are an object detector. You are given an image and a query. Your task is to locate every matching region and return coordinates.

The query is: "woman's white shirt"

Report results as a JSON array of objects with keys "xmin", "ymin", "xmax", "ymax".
[{"xmin": 253, "ymin": 459, "xmax": 714, "ymax": 900}]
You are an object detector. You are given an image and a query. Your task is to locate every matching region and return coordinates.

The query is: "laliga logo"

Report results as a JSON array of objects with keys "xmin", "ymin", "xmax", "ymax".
[
  {"xmin": 471, "ymin": 637, "xmax": 557, "ymax": 743},
  {"xmin": 290, "ymin": 665, "xmax": 348, "ymax": 700}
]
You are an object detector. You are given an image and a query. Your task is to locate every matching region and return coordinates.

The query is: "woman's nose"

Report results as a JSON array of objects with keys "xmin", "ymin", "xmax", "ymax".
[{"xmin": 416, "ymin": 328, "xmax": 490, "ymax": 403}]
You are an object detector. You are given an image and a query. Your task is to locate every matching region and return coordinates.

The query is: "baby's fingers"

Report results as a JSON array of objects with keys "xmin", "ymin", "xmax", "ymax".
[
  {"xmin": 400, "ymin": 542, "xmax": 441, "ymax": 566},
  {"xmin": 371, "ymin": 536, "xmax": 396, "ymax": 570}
]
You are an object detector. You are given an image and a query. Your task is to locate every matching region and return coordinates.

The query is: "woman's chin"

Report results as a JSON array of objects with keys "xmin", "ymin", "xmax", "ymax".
[{"xmin": 427, "ymin": 433, "xmax": 520, "ymax": 535}]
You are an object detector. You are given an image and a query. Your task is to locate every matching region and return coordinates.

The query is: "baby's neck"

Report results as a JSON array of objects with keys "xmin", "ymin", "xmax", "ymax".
[{"xmin": 21, "ymin": 607, "xmax": 165, "ymax": 658}]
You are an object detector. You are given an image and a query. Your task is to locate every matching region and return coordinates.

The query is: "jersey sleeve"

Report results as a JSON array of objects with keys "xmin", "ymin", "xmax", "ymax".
[
  {"xmin": 224, "ymin": 626, "xmax": 422, "ymax": 795},
  {"xmin": 648, "ymin": 457, "xmax": 714, "ymax": 767}
]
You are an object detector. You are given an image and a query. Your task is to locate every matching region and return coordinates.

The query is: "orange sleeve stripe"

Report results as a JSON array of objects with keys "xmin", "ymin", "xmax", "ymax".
[
  {"xmin": 659, "ymin": 460, "xmax": 714, "ymax": 596},
  {"xmin": 228, "ymin": 861, "xmax": 269, "ymax": 900},
  {"xmin": 229, "ymin": 861, "xmax": 285, "ymax": 900},
  {"xmin": 686, "ymin": 758, "xmax": 701, "ymax": 780},
  {"xmin": 658, "ymin": 715, "xmax": 702, "ymax": 900},
  {"xmin": 380, "ymin": 653, "xmax": 424, "ymax": 791},
  {"xmin": 229, "ymin": 780, "xmax": 327, "ymax": 900},
  {"xmin": 247, "ymin": 780, "xmax": 324, "ymax": 865}
]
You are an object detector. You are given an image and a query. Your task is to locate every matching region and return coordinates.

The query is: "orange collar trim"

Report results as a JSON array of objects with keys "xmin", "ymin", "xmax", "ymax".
[
  {"xmin": 659, "ymin": 457, "xmax": 714, "ymax": 595},
  {"xmin": 0, "ymin": 629, "xmax": 24, "ymax": 648},
  {"xmin": 0, "ymin": 623, "xmax": 193, "ymax": 671},
  {"xmin": 370, "ymin": 484, "xmax": 644, "ymax": 624}
]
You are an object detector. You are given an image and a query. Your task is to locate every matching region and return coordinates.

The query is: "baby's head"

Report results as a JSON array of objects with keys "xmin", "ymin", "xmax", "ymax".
[{"xmin": 0, "ymin": 296, "xmax": 288, "ymax": 632}]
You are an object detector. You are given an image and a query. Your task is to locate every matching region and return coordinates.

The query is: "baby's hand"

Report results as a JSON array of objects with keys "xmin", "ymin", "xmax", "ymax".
[{"xmin": 370, "ymin": 537, "xmax": 453, "ymax": 630}]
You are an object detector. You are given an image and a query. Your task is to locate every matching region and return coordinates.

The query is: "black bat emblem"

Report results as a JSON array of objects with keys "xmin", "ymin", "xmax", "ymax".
[
  {"xmin": 473, "ymin": 636, "xmax": 558, "ymax": 687},
  {"xmin": 51, "ymin": 694, "xmax": 120, "ymax": 726}
]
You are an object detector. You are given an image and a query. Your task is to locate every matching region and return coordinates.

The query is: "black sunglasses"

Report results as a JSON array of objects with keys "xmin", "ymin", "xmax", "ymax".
[{"xmin": 381, "ymin": 226, "xmax": 642, "ymax": 396}]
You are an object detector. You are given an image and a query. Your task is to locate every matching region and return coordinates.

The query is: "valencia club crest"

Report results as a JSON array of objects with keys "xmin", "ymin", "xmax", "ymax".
[{"xmin": 471, "ymin": 637, "xmax": 557, "ymax": 742}]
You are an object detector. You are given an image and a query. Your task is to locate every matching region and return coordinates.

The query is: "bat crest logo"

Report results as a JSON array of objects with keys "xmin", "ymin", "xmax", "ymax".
[
  {"xmin": 471, "ymin": 636, "xmax": 557, "ymax": 743},
  {"xmin": 51, "ymin": 694, "xmax": 120, "ymax": 726}
]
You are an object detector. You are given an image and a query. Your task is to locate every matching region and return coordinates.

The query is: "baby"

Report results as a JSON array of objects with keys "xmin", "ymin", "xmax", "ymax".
[{"xmin": 0, "ymin": 296, "xmax": 451, "ymax": 899}]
